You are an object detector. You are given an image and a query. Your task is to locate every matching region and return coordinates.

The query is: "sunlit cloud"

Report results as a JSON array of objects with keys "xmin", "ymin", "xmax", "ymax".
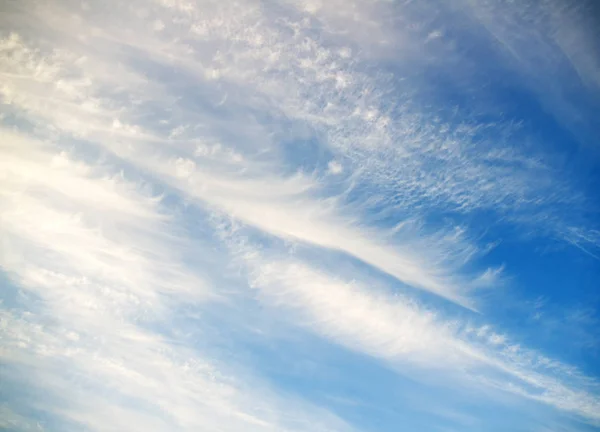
[{"xmin": 1, "ymin": 0, "xmax": 599, "ymax": 431}]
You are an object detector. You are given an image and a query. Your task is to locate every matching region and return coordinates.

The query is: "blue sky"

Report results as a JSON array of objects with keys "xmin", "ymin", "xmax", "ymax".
[{"xmin": 1, "ymin": 0, "xmax": 600, "ymax": 431}]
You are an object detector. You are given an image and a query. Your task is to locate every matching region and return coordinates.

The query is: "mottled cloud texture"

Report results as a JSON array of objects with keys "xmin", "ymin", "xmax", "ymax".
[{"xmin": 1, "ymin": 0, "xmax": 600, "ymax": 431}]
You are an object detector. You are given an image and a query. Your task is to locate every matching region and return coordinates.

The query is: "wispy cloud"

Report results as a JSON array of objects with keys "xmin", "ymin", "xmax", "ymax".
[
  {"xmin": 1, "ymin": 0, "xmax": 599, "ymax": 431},
  {"xmin": 0, "ymin": 130, "xmax": 351, "ymax": 431},
  {"xmin": 225, "ymin": 236, "xmax": 600, "ymax": 424},
  {"xmin": 461, "ymin": 0, "xmax": 600, "ymax": 148}
]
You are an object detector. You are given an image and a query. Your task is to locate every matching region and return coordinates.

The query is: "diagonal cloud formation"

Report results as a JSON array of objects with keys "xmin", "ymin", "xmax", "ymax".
[
  {"xmin": 230, "ymin": 242, "xmax": 600, "ymax": 425},
  {"xmin": 0, "ymin": 129, "xmax": 352, "ymax": 432},
  {"xmin": 1, "ymin": 0, "xmax": 599, "ymax": 431}
]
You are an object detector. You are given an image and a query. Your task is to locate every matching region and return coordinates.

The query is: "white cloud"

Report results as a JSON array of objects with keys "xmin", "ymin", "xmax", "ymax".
[
  {"xmin": 0, "ymin": 404, "xmax": 45, "ymax": 432},
  {"xmin": 327, "ymin": 160, "xmax": 343, "ymax": 175},
  {"xmin": 1, "ymin": 29, "xmax": 493, "ymax": 308},
  {"xmin": 1, "ymin": 309, "xmax": 351, "ymax": 432},
  {"xmin": 0, "ymin": 0, "xmax": 584, "ymax": 227},
  {"xmin": 0, "ymin": 129, "xmax": 348, "ymax": 431},
  {"xmin": 230, "ymin": 245, "xmax": 600, "ymax": 424},
  {"xmin": 462, "ymin": 0, "xmax": 600, "ymax": 150},
  {"xmin": 1, "ymin": 0, "xmax": 599, "ymax": 430}
]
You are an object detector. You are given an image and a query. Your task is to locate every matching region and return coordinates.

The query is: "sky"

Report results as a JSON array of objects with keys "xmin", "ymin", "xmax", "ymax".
[{"xmin": 1, "ymin": 0, "xmax": 600, "ymax": 431}]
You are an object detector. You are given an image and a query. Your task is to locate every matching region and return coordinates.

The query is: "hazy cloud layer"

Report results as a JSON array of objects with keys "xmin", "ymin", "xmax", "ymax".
[{"xmin": 1, "ymin": 0, "xmax": 599, "ymax": 431}]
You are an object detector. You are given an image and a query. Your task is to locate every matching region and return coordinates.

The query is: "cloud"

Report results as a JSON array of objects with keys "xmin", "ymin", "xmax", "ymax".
[
  {"xmin": 1, "ymin": 307, "xmax": 351, "ymax": 432},
  {"xmin": 0, "ymin": 130, "xmax": 349, "ymax": 430},
  {"xmin": 0, "ymin": 404, "xmax": 45, "ymax": 432},
  {"xmin": 229, "ymin": 242, "xmax": 600, "ymax": 424},
  {"xmin": 2, "ymin": 0, "xmax": 590, "ymax": 226},
  {"xmin": 460, "ymin": 0, "xmax": 600, "ymax": 149},
  {"xmin": 327, "ymin": 160, "xmax": 343, "ymax": 175},
  {"xmin": 1, "ymin": 0, "xmax": 599, "ymax": 431},
  {"xmin": 0, "ymin": 27, "xmax": 496, "ymax": 308}
]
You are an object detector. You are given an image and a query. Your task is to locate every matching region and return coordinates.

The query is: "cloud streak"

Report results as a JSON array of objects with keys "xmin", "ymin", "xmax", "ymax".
[
  {"xmin": 0, "ymin": 129, "xmax": 351, "ymax": 431},
  {"xmin": 229, "ymin": 239, "xmax": 600, "ymax": 424},
  {"xmin": 1, "ymin": 0, "xmax": 599, "ymax": 431}
]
